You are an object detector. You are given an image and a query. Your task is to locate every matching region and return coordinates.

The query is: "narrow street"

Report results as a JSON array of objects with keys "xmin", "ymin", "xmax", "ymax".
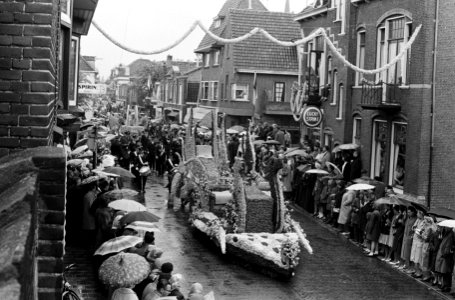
[{"xmin": 65, "ymin": 174, "xmax": 447, "ymax": 300}]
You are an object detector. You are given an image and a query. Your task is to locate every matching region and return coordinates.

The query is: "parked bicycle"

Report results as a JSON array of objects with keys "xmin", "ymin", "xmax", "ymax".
[{"xmin": 62, "ymin": 264, "xmax": 83, "ymax": 300}]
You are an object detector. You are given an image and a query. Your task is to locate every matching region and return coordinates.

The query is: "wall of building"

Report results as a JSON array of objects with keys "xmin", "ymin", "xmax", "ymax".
[
  {"xmin": 0, "ymin": 0, "xmax": 61, "ymax": 158},
  {"xmin": 431, "ymin": 0, "xmax": 455, "ymax": 208}
]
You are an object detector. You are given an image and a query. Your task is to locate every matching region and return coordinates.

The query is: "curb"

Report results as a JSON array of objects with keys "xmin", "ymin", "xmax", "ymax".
[{"xmin": 290, "ymin": 204, "xmax": 454, "ymax": 300}]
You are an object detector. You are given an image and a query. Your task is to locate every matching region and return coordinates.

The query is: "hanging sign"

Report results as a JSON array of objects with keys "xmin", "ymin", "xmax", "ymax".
[{"xmin": 302, "ymin": 106, "xmax": 323, "ymax": 127}]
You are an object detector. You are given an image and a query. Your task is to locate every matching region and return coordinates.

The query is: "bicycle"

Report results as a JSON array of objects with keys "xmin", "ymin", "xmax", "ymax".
[{"xmin": 62, "ymin": 264, "xmax": 83, "ymax": 300}]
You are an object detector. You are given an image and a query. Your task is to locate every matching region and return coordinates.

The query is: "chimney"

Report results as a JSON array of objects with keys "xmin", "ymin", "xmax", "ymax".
[
  {"xmin": 248, "ymin": 0, "xmax": 252, "ymax": 9},
  {"xmin": 284, "ymin": 0, "xmax": 290, "ymax": 13}
]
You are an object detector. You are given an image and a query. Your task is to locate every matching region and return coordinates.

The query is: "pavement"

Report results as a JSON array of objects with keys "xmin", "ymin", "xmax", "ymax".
[{"xmin": 64, "ymin": 174, "xmax": 452, "ymax": 300}]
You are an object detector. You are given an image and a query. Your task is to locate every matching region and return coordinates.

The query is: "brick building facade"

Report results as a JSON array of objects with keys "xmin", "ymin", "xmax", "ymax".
[{"xmin": 296, "ymin": 0, "xmax": 455, "ymax": 208}]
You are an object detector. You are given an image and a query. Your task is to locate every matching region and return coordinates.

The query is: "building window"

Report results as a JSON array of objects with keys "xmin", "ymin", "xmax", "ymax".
[
  {"xmin": 201, "ymin": 81, "xmax": 210, "ymax": 100},
  {"xmin": 390, "ymin": 122, "xmax": 406, "ymax": 190},
  {"xmin": 353, "ymin": 117, "xmax": 362, "ymax": 145},
  {"xmin": 371, "ymin": 120, "xmax": 388, "ymax": 182},
  {"xmin": 204, "ymin": 53, "xmax": 210, "ymax": 67},
  {"xmin": 338, "ymin": 0, "xmax": 346, "ymax": 34},
  {"xmin": 224, "ymin": 75, "xmax": 229, "ymax": 100},
  {"xmin": 231, "ymin": 84, "xmax": 249, "ymax": 101},
  {"xmin": 274, "ymin": 82, "xmax": 285, "ymax": 102},
  {"xmin": 376, "ymin": 16, "xmax": 412, "ymax": 85},
  {"xmin": 68, "ymin": 36, "xmax": 79, "ymax": 107},
  {"xmin": 213, "ymin": 50, "xmax": 220, "ymax": 66},
  {"xmin": 210, "ymin": 81, "xmax": 219, "ymax": 100},
  {"xmin": 356, "ymin": 30, "xmax": 366, "ymax": 85},
  {"xmin": 178, "ymin": 83, "xmax": 184, "ymax": 105},
  {"xmin": 61, "ymin": 0, "xmax": 72, "ymax": 25},
  {"xmin": 214, "ymin": 18, "xmax": 221, "ymax": 29},
  {"xmin": 337, "ymin": 84, "xmax": 343, "ymax": 119},
  {"xmin": 331, "ymin": 70, "xmax": 338, "ymax": 104}
]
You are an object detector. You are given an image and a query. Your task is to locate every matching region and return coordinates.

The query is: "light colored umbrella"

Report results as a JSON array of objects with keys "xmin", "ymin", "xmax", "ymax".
[
  {"xmin": 101, "ymin": 189, "xmax": 140, "ymax": 201},
  {"xmin": 98, "ymin": 252, "xmax": 151, "ymax": 288},
  {"xmin": 285, "ymin": 149, "xmax": 309, "ymax": 158},
  {"xmin": 326, "ymin": 162, "xmax": 342, "ymax": 175},
  {"xmin": 109, "ymin": 199, "xmax": 147, "ymax": 212},
  {"xmin": 228, "ymin": 125, "xmax": 245, "ymax": 132},
  {"xmin": 74, "ymin": 138, "xmax": 88, "ymax": 148},
  {"xmin": 252, "ymin": 139, "xmax": 265, "ymax": 145},
  {"xmin": 104, "ymin": 166, "xmax": 136, "ymax": 178},
  {"xmin": 437, "ymin": 219, "xmax": 455, "ymax": 228},
  {"xmin": 105, "ymin": 134, "xmax": 117, "ymax": 142},
  {"xmin": 305, "ymin": 169, "xmax": 329, "ymax": 175},
  {"xmin": 71, "ymin": 145, "xmax": 88, "ymax": 156},
  {"xmin": 332, "ymin": 143, "xmax": 360, "ymax": 153},
  {"xmin": 346, "ymin": 183, "xmax": 375, "ymax": 191},
  {"xmin": 375, "ymin": 196, "xmax": 406, "ymax": 206},
  {"xmin": 77, "ymin": 150, "xmax": 93, "ymax": 159},
  {"xmin": 94, "ymin": 236, "xmax": 143, "ymax": 256},
  {"xmin": 226, "ymin": 128, "xmax": 238, "ymax": 134},
  {"xmin": 92, "ymin": 169, "xmax": 120, "ymax": 178},
  {"xmin": 78, "ymin": 175, "xmax": 103, "ymax": 186},
  {"xmin": 119, "ymin": 211, "xmax": 161, "ymax": 227},
  {"xmin": 125, "ymin": 221, "xmax": 161, "ymax": 233},
  {"xmin": 67, "ymin": 159, "xmax": 85, "ymax": 166}
]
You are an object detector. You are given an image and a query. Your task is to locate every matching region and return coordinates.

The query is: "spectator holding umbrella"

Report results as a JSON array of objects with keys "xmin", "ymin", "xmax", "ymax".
[{"xmin": 435, "ymin": 226, "xmax": 455, "ymax": 292}]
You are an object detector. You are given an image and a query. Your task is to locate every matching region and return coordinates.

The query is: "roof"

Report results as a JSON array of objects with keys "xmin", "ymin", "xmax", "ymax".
[
  {"xmin": 195, "ymin": 0, "xmax": 267, "ymax": 52},
  {"xmin": 230, "ymin": 9, "xmax": 300, "ymax": 72},
  {"xmin": 294, "ymin": 0, "xmax": 329, "ymax": 21}
]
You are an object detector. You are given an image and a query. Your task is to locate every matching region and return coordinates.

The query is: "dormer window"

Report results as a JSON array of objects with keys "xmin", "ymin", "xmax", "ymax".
[{"xmin": 214, "ymin": 18, "xmax": 221, "ymax": 29}]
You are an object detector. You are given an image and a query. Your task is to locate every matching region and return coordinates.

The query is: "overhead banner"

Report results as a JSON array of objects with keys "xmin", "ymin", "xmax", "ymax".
[{"xmin": 78, "ymin": 83, "xmax": 107, "ymax": 94}]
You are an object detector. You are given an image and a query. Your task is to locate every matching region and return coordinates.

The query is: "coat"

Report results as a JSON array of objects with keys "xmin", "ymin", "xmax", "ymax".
[
  {"xmin": 82, "ymin": 190, "xmax": 97, "ymax": 230},
  {"xmin": 435, "ymin": 230, "xmax": 455, "ymax": 274},
  {"xmin": 337, "ymin": 190, "xmax": 355, "ymax": 225},
  {"xmin": 410, "ymin": 218, "xmax": 425, "ymax": 263},
  {"xmin": 366, "ymin": 209, "xmax": 381, "ymax": 242},
  {"xmin": 401, "ymin": 216, "xmax": 417, "ymax": 261}
]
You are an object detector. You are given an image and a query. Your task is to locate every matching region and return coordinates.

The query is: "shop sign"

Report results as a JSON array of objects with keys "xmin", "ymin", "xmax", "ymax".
[
  {"xmin": 78, "ymin": 83, "xmax": 107, "ymax": 95},
  {"xmin": 302, "ymin": 106, "xmax": 323, "ymax": 127}
]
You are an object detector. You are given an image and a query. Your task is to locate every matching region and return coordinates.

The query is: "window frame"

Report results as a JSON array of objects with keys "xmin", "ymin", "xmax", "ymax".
[
  {"xmin": 355, "ymin": 29, "xmax": 366, "ymax": 86},
  {"xmin": 352, "ymin": 117, "xmax": 362, "ymax": 145},
  {"xmin": 60, "ymin": 0, "xmax": 72, "ymax": 26},
  {"xmin": 389, "ymin": 121, "xmax": 407, "ymax": 192},
  {"xmin": 336, "ymin": 83, "xmax": 343, "ymax": 119},
  {"xmin": 376, "ymin": 15, "xmax": 412, "ymax": 85},
  {"xmin": 330, "ymin": 70, "xmax": 338, "ymax": 105},
  {"xmin": 274, "ymin": 82, "xmax": 285, "ymax": 102},
  {"xmin": 204, "ymin": 53, "xmax": 210, "ymax": 67},
  {"xmin": 231, "ymin": 83, "xmax": 249, "ymax": 101},
  {"xmin": 68, "ymin": 36, "xmax": 79, "ymax": 107},
  {"xmin": 213, "ymin": 50, "xmax": 220, "ymax": 66},
  {"xmin": 201, "ymin": 81, "xmax": 210, "ymax": 100},
  {"xmin": 370, "ymin": 119, "xmax": 389, "ymax": 181}
]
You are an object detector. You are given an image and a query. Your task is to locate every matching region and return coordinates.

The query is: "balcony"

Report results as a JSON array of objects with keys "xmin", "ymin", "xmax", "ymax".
[{"xmin": 360, "ymin": 81, "xmax": 401, "ymax": 112}]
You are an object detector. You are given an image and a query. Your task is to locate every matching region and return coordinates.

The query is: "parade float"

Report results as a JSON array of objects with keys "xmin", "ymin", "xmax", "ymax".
[{"xmin": 169, "ymin": 109, "xmax": 313, "ymax": 278}]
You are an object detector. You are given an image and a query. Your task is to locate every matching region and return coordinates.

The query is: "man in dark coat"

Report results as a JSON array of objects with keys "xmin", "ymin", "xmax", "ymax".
[
  {"xmin": 227, "ymin": 136, "xmax": 240, "ymax": 168},
  {"xmin": 350, "ymin": 150, "xmax": 362, "ymax": 181}
]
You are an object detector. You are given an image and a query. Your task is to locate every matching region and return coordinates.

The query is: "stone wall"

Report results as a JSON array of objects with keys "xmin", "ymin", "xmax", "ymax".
[{"xmin": 0, "ymin": 146, "xmax": 66, "ymax": 300}]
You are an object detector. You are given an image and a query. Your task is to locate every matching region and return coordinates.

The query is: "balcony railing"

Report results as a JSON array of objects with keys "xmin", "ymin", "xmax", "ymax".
[{"xmin": 360, "ymin": 81, "xmax": 401, "ymax": 111}]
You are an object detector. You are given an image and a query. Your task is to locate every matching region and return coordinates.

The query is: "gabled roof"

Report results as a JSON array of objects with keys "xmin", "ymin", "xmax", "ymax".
[
  {"xmin": 230, "ymin": 9, "xmax": 300, "ymax": 73},
  {"xmin": 195, "ymin": 0, "xmax": 267, "ymax": 53},
  {"xmin": 294, "ymin": 0, "xmax": 329, "ymax": 21}
]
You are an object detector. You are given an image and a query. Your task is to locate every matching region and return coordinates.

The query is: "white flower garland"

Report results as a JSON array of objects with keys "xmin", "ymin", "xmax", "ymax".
[{"xmin": 92, "ymin": 19, "xmax": 421, "ymax": 75}]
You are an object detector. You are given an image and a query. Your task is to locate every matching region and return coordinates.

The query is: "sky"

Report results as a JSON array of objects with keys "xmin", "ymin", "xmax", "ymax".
[{"xmin": 81, "ymin": 0, "xmax": 310, "ymax": 80}]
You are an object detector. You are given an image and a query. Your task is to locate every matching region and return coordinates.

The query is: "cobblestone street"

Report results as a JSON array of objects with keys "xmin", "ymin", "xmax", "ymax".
[{"xmin": 65, "ymin": 175, "xmax": 448, "ymax": 300}]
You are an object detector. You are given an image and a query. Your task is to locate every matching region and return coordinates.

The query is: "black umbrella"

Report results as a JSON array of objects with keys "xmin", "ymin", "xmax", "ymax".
[{"xmin": 428, "ymin": 207, "xmax": 455, "ymax": 219}]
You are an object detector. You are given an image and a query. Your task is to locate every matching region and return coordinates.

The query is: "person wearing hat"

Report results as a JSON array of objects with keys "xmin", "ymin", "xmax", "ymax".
[{"xmin": 409, "ymin": 207, "xmax": 427, "ymax": 277}]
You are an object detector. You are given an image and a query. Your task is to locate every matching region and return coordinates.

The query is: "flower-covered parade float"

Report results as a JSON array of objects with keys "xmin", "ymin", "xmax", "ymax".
[{"xmin": 170, "ymin": 109, "xmax": 312, "ymax": 278}]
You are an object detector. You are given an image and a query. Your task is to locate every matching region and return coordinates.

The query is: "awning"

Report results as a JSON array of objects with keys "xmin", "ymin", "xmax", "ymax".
[{"xmin": 184, "ymin": 107, "xmax": 215, "ymax": 127}]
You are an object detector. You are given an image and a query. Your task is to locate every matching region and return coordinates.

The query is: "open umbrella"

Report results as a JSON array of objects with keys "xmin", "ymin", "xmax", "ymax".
[
  {"xmin": 332, "ymin": 143, "xmax": 360, "ymax": 153},
  {"xmin": 346, "ymin": 183, "xmax": 375, "ymax": 191},
  {"xmin": 67, "ymin": 158, "xmax": 85, "ymax": 166},
  {"xmin": 125, "ymin": 221, "xmax": 161, "ymax": 233},
  {"xmin": 101, "ymin": 189, "xmax": 140, "ymax": 201},
  {"xmin": 325, "ymin": 162, "xmax": 342, "ymax": 175},
  {"xmin": 252, "ymin": 139, "xmax": 265, "ymax": 145},
  {"xmin": 74, "ymin": 138, "xmax": 88, "ymax": 148},
  {"xmin": 437, "ymin": 219, "xmax": 455, "ymax": 228},
  {"xmin": 305, "ymin": 169, "xmax": 329, "ymax": 175},
  {"xmin": 119, "ymin": 211, "xmax": 161, "ymax": 227},
  {"xmin": 94, "ymin": 235, "xmax": 143, "ymax": 256},
  {"xmin": 109, "ymin": 199, "xmax": 147, "ymax": 212},
  {"xmin": 264, "ymin": 140, "xmax": 281, "ymax": 145},
  {"xmin": 170, "ymin": 124, "xmax": 180, "ymax": 130},
  {"xmin": 375, "ymin": 196, "xmax": 406, "ymax": 206},
  {"xmin": 92, "ymin": 169, "xmax": 120, "ymax": 178},
  {"xmin": 228, "ymin": 125, "xmax": 245, "ymax": 132},
  {"xmin": 226, "ymin": 128, "xmax": 238, "ymax": 134},
  {"xmin": 285, "ymin": 149, "xmax": 309, "ymax": 158},
  {"xmin": 104, "ymin": 166, "xmax": 136, "ymax": 178},
  {"xmin": 105, "ymin": 134, "xmax": 117, "ymax": 142},
  {"xmin": 98, "ymin": 253, "xmax": 151, "ymax": 288},
  {"xmin": 78, "ymin": 175, "xmax": 104, "ymax": 186},
  {"xmin": 77, "ymin": 150, "xmax": 93, "ymax": 159},
  {"xmin": 428, "ymin": 207, "xmax": 455, "ymax": 220},
  {"xmin": 71, "ymin": 145, "xmax": 88, "ymax": 156}
]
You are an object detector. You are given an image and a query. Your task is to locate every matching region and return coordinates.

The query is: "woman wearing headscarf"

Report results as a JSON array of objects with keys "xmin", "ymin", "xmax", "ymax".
[
  {"xmin": 338, "ymin": 184, "xmax": 355, "ymax": 236},
  {"xmin": 400, "ymin": 206, "xmax": 417, "ymax": 272},
  {"xmin": 410, "ymin": 208, "xmax": 426, "ymax": 277}
]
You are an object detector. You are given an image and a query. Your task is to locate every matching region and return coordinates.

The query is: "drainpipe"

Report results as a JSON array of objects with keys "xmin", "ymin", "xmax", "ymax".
[{"xmin": 428, "ymin": 0, "xmax": 439, "ymax": 208}]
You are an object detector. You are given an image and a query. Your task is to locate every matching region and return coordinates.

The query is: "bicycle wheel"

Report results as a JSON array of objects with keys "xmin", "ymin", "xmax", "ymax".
[{"xmin": 63, "ymin": 288, "xmax": 82, "ymax": 300}]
